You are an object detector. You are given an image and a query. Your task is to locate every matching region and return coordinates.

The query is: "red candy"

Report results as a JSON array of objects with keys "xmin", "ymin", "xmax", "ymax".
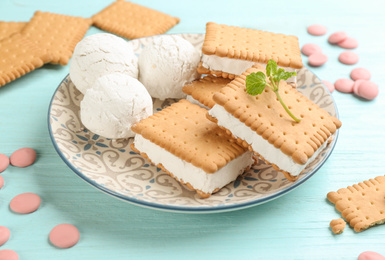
[
  {"xmin": 328, "ymin": 31, "xmax": 348, "ymax": 44},
  {"xmin": 10, "ymin": 192, "xmax": 41, "ymax": 214},
  {"xmin": 301, "ymin": 43, "xmax": 322, "ymax": 56},
  {"xmin": 308, "ymin": 52, "xmax": 328, "ymax": 67},
  {"xmin": 0, "ymin": 249, "xmax": 18, "ymax": 260},
  {"xmin": 307, "ymin": 24, "xmax": 327, "ymax": 36},
  {"xmin": 338, "ymin": 37, "xmax": 358, "ymax": 49},
  {"xmin": 351, "ymin": 68, "xmax": 371, "ymax": 81},
  {"xmin": 0, "ymin": 226, "xmax": 10, "ymax": 246},
  {"xmin": 338, "ymin": 51, "xmax": 359, "ymax": 65},
  {"xmin": 10, "ymin": 147, "xmax": 36, "ymax": 168},
  {"xmin": 0, "ymin": 175, "xmax": 4, "ymax": 190},
  {"xmin": 49, "ymin": 224, "xmax": 80, "ymax": 248},
  {"xmin": 356, "ymin": 81, "xmax": 379, "ymax": 100},
  {"xmin": 334, "ymin": 78, "xmax": 354, "ymax": 93},
  {"xmin": 358, "ymin": 251, "xmax": 385, "ymax": 260},
  {"xmin": 322, "ymin": 80, "xmax": 335, "ymax": 93},
  {"xmin": 0, "ymin": 153, "xmax": 9, "ymax": 173}
]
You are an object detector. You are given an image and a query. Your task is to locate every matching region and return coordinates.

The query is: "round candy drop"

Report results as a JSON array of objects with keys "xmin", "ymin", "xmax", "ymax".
[
  {"xmin": 322, "ymin": 80, "xmax": 335, "ymax": 93},
  {"xmin": 0, "ymin": 175, "xmax": 4, "ymax": 190},
  {"xmin": 334, "ymin": 79, "xmax": 354, "ymax": 93},
  {"xmin": 301, "ymin": 43, "xmax": 322, "ymax": 56},
  {"xmin": 10, "ymin": 193, "xmax": 41, "ymax": 214},
  {"xmin": 328, "ymin": 31, "xmax": 348, "ymax": 44},
  {"xmin": 10, "ymin": 148, "xmax": 36, "ymax": 168},
  {"xmin": 0, "ymin": 226, "xmax": 10, "ymax": 246},
  {"xmin": 353, "ymin": 79, "xmax": 366, "ymax": 95},
  {"xmin": 49, "ymin": 224, "xmax": 80, "ymax": 248},
  {"xmin": 338, "ymin": 51, "xmax": 359, "ymax": 65},
  {"xmin": 350, "ymin": 68, "xmax": 371, "ymax": 81},
  {"xmin": 307, "ymin": 24, "xmax": 327, "ymax": 36},
  {"xmin": 308, "ymin": 52, "xmax": 328, "ymax": 67},
  {"xmin": 356, "ymin": 81, "xmax": 379, "ymax": 100},
  {"xmin": 358, "ymin": 251, "xmax": 385, "ymax": 260},
  {"xmin": 0, "ymin": 154, "xmax": 9, "ymax": 173},
  {"xmin": 338, "ymin": 37, "xmax": 358, "ymax": 49},
  {"xmin": 0, "ymin": 249, "xmax": 18, "ymax": 260}
]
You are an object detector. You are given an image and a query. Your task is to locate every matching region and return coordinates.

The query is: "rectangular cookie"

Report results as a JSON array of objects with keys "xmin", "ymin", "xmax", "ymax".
[
  {"xmin": 0, "ymin": 33, "xmax": 51, "ymax": 88},
  {"xmin": 327, "ymin": 176, "xmax": 385, "ymax": 232},
  {"xmin": 131, "ymin": 99, "xmax": 254, "ymax": 198},
  {"xmin": 182, "ymin": 75, "xmax": 232, "ymax": 109},
  {"xmin": 92, "ymin": 0, "xmax": 180, "ymax": 39},
  {"xmin": 207, "ymin": 64, "xmax": 341, "ymax": 181},
  {"xmin": 21, "ymin": 11, "xmax": 91, "ymax": 65},
  {"xmin": 198, "ymin": 22, "xmax": 302, "ymax": 84}
]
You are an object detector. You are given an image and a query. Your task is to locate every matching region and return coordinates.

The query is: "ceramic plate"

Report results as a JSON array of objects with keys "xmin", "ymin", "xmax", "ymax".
[{"xmin": 48, "ymin": 33, "xmax": 339, "ymax": 213}]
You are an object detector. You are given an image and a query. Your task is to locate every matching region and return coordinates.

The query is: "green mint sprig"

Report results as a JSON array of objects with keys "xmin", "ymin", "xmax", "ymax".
[{"xmin": 245, "ymin": 59, "xmax": 300, "ymax": 123}]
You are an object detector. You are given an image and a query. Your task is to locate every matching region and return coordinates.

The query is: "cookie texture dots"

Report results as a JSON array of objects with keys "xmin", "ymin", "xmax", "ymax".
[
  {"xmin": 80, "ymin": 73, "xmax": 152, "ymax": 139},
  {"xmin": 327, "ymin": 176, "xmax": 385, "ymax": 232},
  {"xmin": 138, "ymin": 35, "xmax": 201, "ymax": 100},
  {"xmin": 92, "ymin": 0, "xmax": 180, "ymax": 39},
  {"xmin": 21, "ymin": 11, "xmax": 91, "ymax": 65},
  {"xmin": 0, "ymin": 21, "xmax": 26, "ymax": 41},
  {"xmin": 70, "ymin": 33, "xmax": 138, "ymax": 95}
]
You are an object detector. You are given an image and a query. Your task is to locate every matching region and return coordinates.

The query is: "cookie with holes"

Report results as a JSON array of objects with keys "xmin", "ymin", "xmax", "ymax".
[
  {"xmin": 131, "ymin": 99, "xmax": 255, "ymax": 198},
  {"xmin": 207, "ymin": 64, "xmax": 341, "ymax": 181},
  {"xmin": 327, "ymin": 176, "xmax": 385, "ymax": 232},
  {"xmin": 197, "ymin": 22, "xmax": 303, "ymax": 85}
]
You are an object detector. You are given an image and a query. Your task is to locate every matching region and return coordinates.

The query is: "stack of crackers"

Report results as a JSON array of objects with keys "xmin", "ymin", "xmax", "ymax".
[
  {"xmin": 131, "ymin": 22, "xmax": 342, "ymax": 198},
  {"xmin": 0, "ymin": 0, "xmax": 179, "ymax": 88}
]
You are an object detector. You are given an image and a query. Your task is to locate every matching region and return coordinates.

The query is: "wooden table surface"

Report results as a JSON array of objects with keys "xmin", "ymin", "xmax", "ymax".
[{"xmin": 1, "ymin": 0, "xmax": 385, "ymax": 259}]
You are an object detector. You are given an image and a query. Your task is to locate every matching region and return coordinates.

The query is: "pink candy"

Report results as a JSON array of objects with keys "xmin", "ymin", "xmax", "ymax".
[
  {"xmin": 338, "ymin": 51, "xmax": 359, "ymax": 65},
  {"xmin": 322, "ymin": 80, "xmax": 335, "ymax": 93},
  {"xmin": 355, "ymin": 80, "xmax": 379, "ymax": 100},
  {"xmin": 0, "ymin": 153, "xmax": 9, "ymax": 173},
  {"xmin": 301, "ymin": 43, "xmax": 322, "ymax": 56},
  {"xmin": 328, "ymin": 31, "xmax": 348, "ymax": 44},
  {"xmin": 0, "ymin": 249, "xmax": 18, "ymax": 260},
  {"xmin": 308, "ymin": 52, "xmax": 328, "ymax": 67},
  {"xmin": 338, "ymin": 37, "xmax": 358, "ymax": 49},
  {"xmin": 0, "ymin": 175, "xmax": 4, "ymax": 190},
  {"xmin": 335, "ymin": 79, "xmax": 354, "ymax": 93},
  {"xmin": 10, "ymin": 148, "xmax": 36, "ymax": 168},
  {"xmin": 307, "ymin": 24, "xmax": 327, "ymax": 36},
  {"xmin": 10, "ymin": 192, "xmax": 41, "ymax": 214},
  {"xmin": 49, "ymin": 224, "xmax": 80, "ymax": 248},
  {"xmin": 358, "ymin": 251, "xmax": 385, "ymax": 260},
  {"xmin": 0, "ymin": 226, "xmax": 10, "ymax": 246},
  {"xmin": 351, "ymin": 68, "xmax": 371, "ymax": 80}
]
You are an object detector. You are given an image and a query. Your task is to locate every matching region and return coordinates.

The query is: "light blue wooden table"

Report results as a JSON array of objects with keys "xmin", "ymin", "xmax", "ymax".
[{"xmin": 1, "ymin": 0, "xmax": 385, "ymax": 259}]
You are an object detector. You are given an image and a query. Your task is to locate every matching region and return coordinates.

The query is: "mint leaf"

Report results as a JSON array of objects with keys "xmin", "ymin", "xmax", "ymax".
[
  {"xmin": 266, "ymin": 59, "xmax": 277, "ymax": 77},
  {"xmin": 246, "ymin": 72, "xmax": 267, "ymax": 95},
  {"xmin": 280, "ymin": 71, "xmax": 297, "ymax": 81}
]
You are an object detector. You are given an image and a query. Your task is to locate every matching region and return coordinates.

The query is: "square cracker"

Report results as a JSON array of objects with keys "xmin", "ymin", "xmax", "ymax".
[
  {"xmin": 131, "ymin": 99, "xmax": 248, "ymax": 174},
  {"xmin": 92, "ymin": 0, "xmax": 180, "ymax": 39},
  {"xmin": 0, "ymin": 21, "xmax": 27, "ymax": 41},
  {"xmin": 202, "ymin": 22, "xmax": 303, "ymax": 69},
  {"xmin": 210, "ymin": 64, "xmax": 341, "ymax": 180},
  {"xmin": 0, "ymin": 33, "xmax": 51, "ymax": 87},
  {"xmin": 21, "ymin": 11, "xmax": 91, "ymax": 65},
  {"xmin": 327, "ymin": 176, "xmax": 385, "ymax": 232},
  {"xmin": 182, "ymin": 75, "xmax": 232, "ymax": 109}
]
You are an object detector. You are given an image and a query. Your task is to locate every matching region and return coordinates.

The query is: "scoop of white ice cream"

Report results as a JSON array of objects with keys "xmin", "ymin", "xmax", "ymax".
[
  {"xmin": 80, "ymin": 73, "xmax": 152, "ymax": 139},
  {"xmin": 70, "ymin": 33, "xmax": 138, "ymax": 95},
  {"xmin": 138, "ymin": 35, "xmax": 201, "ymax": 100}
]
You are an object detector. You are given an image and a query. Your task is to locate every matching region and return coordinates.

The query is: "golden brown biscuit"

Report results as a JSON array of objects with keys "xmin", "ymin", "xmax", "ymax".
[
  {"xmin": 0, "ymin": 33, "xmax": 51, "ymax": 88},
  {"xmin": 92, "ymin": 0, "xmax": 180, "ymax": 39},
  {"xmin": 330, "ymin": 218, "xmax": 346, "ymax": 234},
  {"xmin": 21, "ymin": 11, "xmax": 91, "ymax": 65},
  {"xmin": 0, "ymin": 21, "xmax": 27, "ymax": 41},
  {"xmin": 328, "ymin": 176, "xmax": 385, "ymax": 232}
]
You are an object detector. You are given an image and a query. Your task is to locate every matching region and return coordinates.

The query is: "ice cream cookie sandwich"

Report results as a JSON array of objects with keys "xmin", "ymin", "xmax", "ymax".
[
  {"xmin": 131, "ymin": 99, "xmax": 254, "ymax": 198},
  {"xmin": 198, "ymin": 22, "xmax": 303, "ymax": 84},
  {"xmin": 207, "ymin": 64, "xmax": 341, "ymax": 181}
]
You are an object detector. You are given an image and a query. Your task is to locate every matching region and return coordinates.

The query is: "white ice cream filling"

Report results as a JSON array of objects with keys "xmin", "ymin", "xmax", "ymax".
[
  {"xmin": 201, "ymin": 54, "xmax": 297, "ymax": 84},
  {"xmin": 133, "ymin": 134, "xmax": 254, "ymax": 194},
  {"xmin": 185, "ymin": 95, "xmax": 210, "ymax": 110},
  {"xmin": 208, "ymin": 104, "xmax": 330, "ymax": 176}
]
